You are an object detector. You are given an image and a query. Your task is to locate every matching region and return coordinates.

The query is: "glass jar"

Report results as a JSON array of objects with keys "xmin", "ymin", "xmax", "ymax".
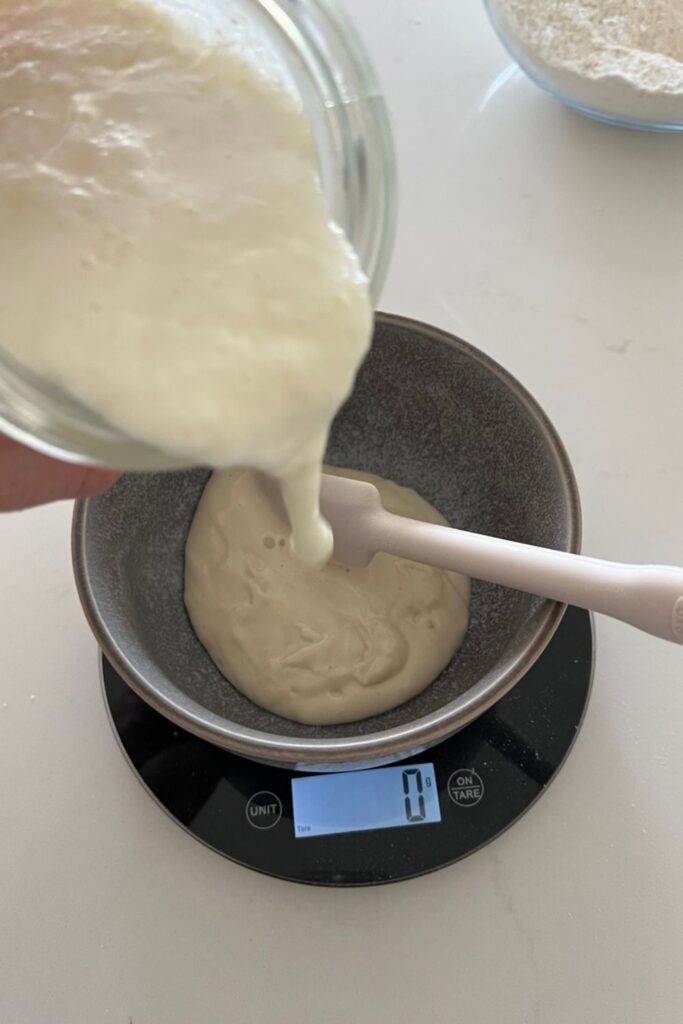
[{"xmin": 0, "ymin": 0, "xmax": 396, "ymax": 469}]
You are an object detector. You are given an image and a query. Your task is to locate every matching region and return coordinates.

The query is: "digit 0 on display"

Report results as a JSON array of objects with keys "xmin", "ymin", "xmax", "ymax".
[
  {"xmin": 291, "ymin": 763, "xmax": 442, "ymax": 839},
  {"xmin": 402, "ymin": 768, "xmax": 427, "ymax": 822}
]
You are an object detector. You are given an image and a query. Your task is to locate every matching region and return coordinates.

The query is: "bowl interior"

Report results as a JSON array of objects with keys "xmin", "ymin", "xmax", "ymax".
[{"xmin": 76, "ymin": 314, "xmax": 577, "ymax": 741}]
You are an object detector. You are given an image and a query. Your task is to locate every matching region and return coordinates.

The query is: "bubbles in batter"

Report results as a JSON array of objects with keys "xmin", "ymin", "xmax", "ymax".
[
  {"xmin": 184, "ymin": 467, "xmax": 471, "ymax": 725},
  {"xmin": 0, "ymin": 0, "xmax": 371, "ymax": 567}
]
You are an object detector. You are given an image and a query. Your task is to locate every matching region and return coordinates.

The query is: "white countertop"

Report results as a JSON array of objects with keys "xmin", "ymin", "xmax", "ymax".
[{"xmin": 2, "ymin": 3, "xmax": 683, "ymax": 1022}]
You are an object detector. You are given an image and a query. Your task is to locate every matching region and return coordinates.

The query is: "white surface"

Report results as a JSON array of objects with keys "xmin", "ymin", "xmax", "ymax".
[{"xmin": 1, "ymin": 2, "xmax": 683, "ymax": 1021}]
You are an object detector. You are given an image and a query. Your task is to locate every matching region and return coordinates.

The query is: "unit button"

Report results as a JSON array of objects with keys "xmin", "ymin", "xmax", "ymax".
[
  {"xmin": 447, "ymin": 769, "xmax": 484, "ymax": 808},
  {"xmin": 245, "ymin": 791, "xmax": 283, "ymax": 830}
]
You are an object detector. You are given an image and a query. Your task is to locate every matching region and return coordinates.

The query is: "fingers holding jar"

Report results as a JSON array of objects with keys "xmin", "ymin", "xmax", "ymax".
[{"xmin": 0, "ymin": 436, "xmax": 120, "ymax": 512}]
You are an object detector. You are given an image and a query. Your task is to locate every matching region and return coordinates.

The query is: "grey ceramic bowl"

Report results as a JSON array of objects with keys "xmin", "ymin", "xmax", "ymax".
[{"xmin": 73, "ymin": 313, "xmax": 580, "ymax": 772}]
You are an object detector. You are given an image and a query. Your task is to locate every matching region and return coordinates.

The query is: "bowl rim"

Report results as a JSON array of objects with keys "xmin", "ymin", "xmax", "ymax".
[{"xmin": 72, "ymin": 312, "xmax": 582, "ymax": 768}]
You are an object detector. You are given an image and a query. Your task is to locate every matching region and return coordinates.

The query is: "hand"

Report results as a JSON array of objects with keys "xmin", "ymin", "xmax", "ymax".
[{"xmin": 0, "ymin": 435, "xmax": 121, "ymax": 511}]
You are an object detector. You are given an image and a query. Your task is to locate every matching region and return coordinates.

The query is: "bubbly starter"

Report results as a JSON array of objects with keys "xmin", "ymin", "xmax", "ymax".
[
  {"xmin": 0, "ymin": 0, "xmax": 471, "ymax": 725},
  {"xmin": 0, "ymin": 0, "xmax": 371, "ymax": 565},
  {"xmin": 185, "ymin": 469, "xmax": 470, "ymax": 725}
]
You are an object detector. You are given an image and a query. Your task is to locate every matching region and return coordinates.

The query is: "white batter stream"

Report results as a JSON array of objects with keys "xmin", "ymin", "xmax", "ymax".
[
  {"xmin": 1, "ymin": 0, "xmax": 471, "ymax": 724},
  {"xmin": 0, "ymin": 0, "xmax": 371, "ymax": 565}
]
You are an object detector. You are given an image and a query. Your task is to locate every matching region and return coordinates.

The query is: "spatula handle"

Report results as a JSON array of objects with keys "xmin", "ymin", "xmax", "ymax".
[{"xmin": 371, "ymin": 511, "xmax": 683, "ymax": 645}]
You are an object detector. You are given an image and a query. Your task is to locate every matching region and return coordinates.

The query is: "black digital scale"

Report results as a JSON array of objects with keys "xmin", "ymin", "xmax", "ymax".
[{"xmin": 103, "ymin": 606, "xmax": 593, "ymax": 886}]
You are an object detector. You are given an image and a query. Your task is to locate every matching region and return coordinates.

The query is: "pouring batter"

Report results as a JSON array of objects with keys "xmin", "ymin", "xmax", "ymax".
[
  {"xmin": 0, "ymin": 0, "xmax": 371, "ymax": 565},
  {"xmin": 185, "ymin": 468, "xmax": 470, "ymax": 725}
]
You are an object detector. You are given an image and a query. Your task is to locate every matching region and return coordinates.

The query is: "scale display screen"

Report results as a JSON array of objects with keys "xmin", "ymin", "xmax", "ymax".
[{"xmin": 291, "ymin": 763, "xmax": 441, "ymax": 838}]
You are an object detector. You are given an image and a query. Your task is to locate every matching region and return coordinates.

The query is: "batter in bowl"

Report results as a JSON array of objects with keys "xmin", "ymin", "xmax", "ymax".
[
  {"xmin": 0, "ymin": 0, "xmax": 371, "ymax": 566},
  {"xmin": 185, "ymin": 468, "xmax": 470, "ymax": 725}
]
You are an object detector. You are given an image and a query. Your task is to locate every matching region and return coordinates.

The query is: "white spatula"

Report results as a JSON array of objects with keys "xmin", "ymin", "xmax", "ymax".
[{"xmin": 319, "ymin": 473, "xmax": 683, "ymax": 645}]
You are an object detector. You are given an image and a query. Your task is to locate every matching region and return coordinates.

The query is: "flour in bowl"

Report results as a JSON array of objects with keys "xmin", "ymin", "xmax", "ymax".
[{"xmin": 491, "ymin": 0, "xmax": 683, "ymax": 124}]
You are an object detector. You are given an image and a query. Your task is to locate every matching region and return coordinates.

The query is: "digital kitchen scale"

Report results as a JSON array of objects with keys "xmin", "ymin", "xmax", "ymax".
[{"xmin": 103, "ymin": 606, "xmax": 593, "ymax": 886}]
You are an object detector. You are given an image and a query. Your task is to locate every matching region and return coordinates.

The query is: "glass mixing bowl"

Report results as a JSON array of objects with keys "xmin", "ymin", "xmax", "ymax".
[
  {"xmin": 0, "ymin": 0, "xmax": 396, "ymax": 469},
  {"xmin": 483, "ymin": 0, "xmax": 683, "ymax": 132}
]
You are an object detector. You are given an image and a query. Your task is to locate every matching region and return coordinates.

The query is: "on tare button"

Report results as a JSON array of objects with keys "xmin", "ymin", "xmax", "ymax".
[
  {"xmin": 447, "ymin": 769, "xmax": 484, "ymax": 808},
  {"xmin": 245, "ymin": 791, "xmax": 283, "ymax": 830}
]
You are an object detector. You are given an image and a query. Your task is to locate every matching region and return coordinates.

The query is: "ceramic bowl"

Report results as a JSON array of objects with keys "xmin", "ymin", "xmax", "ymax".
[{"xmin": 72, "ymin": 313, "xmax": 580, "ymax": 771}]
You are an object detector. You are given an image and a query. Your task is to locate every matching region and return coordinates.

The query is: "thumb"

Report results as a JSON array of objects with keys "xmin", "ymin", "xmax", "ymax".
[{"xmin": 0, "ymin": 436, "xmax": 121, "ymax": 512}]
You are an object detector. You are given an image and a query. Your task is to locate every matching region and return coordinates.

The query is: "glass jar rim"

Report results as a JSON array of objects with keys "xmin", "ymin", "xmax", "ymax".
[{"xmin": 252, "ymin": 1, "xmax": 396, "ymax": 301}]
